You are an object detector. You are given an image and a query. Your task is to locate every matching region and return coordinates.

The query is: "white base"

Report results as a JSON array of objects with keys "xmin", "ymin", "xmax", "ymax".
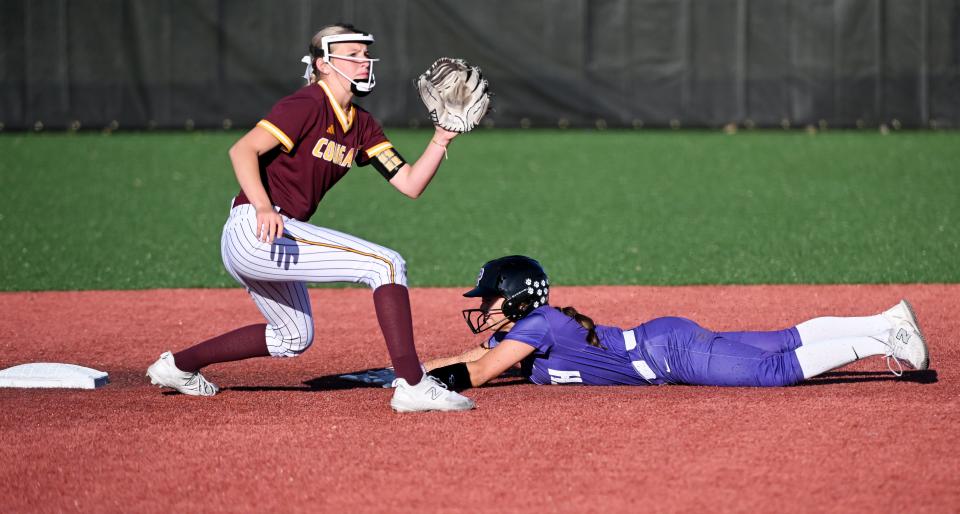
[{"xmin": 0, "ymin": 363, "xmax": 109, "ymax": 389}]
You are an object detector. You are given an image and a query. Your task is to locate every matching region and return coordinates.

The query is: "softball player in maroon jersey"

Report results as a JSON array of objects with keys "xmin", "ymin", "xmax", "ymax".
[{"xmin": 147, "ymin": 24, "xmax": 474, "ymax": 412}]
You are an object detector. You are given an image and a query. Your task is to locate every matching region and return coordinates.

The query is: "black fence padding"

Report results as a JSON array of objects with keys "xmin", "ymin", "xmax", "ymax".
[{"xmin": 1, "ymin": 0, "xmax": 957, "ymax": 130}]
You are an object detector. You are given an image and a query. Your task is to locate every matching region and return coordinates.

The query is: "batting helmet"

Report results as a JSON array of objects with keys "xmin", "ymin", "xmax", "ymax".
[{"xmin": 463, "ymin": 255, "xmax": 550, "ymax": 322}]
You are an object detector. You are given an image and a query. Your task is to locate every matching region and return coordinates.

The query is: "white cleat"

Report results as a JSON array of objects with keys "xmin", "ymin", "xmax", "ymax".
[
  {"xmin": 146, "ymin": 351, "xmax": 219, "ymax": 396},
  {"xmin": 883, "ymin": 299, "xmax": 923, "ymax": 335},
  {"xmin": 881, "ymin": 300, "xmax": 930, "ymax": 375},
  {"xmin": 390, "ymin": 374, "xmax": 475, "ymax": 413}
]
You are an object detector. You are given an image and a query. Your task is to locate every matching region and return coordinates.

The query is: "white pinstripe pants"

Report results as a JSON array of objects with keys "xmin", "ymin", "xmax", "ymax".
[{"xmin": 220, "ymin": 204, "xmax": 407, "ymax": 357}]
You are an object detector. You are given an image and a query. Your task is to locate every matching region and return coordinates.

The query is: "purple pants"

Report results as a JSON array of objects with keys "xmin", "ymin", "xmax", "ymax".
[{"xmin": 634, "ymin": 317, "xmax": 806, "ymax": 387}]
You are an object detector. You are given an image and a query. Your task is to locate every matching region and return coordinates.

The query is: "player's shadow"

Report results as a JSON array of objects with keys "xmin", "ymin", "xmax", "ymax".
[
  {"xmin": 221, "ymin": 368, "xmax": 529, "ymax": 393},
  {"xmin": 798, "ymin": 369, "xmax": 937, "ymax": 386},
  {"xmin": 224, "ymin": 374, "xmax": 384, "ymax": 393},
  {"xmin": 302, "ymin": 374, "xmax": 387, "ymax": 391}
]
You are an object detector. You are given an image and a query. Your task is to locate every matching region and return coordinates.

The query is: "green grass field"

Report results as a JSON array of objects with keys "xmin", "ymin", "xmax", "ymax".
[{"xmin": 1, "ymin": 129, "xmax": 958, "ymax": 291}]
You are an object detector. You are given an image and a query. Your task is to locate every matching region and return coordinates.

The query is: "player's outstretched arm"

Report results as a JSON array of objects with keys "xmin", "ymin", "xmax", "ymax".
[
  {"xmin": 426, "ymin": 339, "xmax": 531, "ymax": 391},
  {"xmin": 387, "ymin": 126, "xmax": 457, "ymax": 199},
  {"xmin": 388, "ymin": 57, "xmax": 490, "ymax": 198},
  {"xmin": 423, "ymin": 343, "xmax": 490, "ymax": 372},
  {"xmin": 464, "ymin": 340, "xmax": 534, "ymax": 387}
]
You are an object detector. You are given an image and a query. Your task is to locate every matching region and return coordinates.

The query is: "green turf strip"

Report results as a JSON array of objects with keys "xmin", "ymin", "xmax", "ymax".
[{"xmin": 1, "ymin": 130, "xmax": 957, "ymax": 291}]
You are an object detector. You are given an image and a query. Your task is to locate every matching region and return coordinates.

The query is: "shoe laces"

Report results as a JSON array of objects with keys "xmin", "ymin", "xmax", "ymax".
[
  {"xmin": 424, "ymin": 374, "xmax": 451, "ymax": 391},
  {"xmin": 393, "ymin": 375, "xmax": 452, "ymax": 393},
  {"xmin": 876, "ymin": 335, "xmax": 904, "ymax": 377},
  {"xmin": 885, "ymin": 354, "xmax": 904, "ymax": 377}
]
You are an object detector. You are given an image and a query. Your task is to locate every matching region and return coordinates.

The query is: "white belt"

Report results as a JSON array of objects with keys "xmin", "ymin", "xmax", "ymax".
[{"xmin": 623, "ymin": 330, "xmax": 657, "ymax": 382}]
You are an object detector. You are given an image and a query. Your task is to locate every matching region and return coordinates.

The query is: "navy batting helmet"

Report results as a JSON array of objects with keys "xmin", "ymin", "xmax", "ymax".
[{"xmin": 462, "ymin": 256, "xmax": 550, "ymax": 332}]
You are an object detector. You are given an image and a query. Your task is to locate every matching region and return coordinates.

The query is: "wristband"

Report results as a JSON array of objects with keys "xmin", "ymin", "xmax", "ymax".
[{"xmin": 427, "ymin": 362, "xmax": 472, "ymax": 392}]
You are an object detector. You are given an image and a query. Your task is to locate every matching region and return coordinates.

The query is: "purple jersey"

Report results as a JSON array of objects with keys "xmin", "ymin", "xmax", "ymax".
[
  {"xmin": 493, "ymin": 307, "xmax": 806, "ymax": 387},
  {"xmin": 497, "ymin": 306, "xmax": 649, "ymax": 386},
  {"xmin": 234, "ymin": 81, "xmax": 393, "ymax": 221}
]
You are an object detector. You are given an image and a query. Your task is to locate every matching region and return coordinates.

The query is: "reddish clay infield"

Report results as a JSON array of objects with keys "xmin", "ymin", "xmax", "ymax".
[{"xmin": 1, "ymin": 285, "xmax": 958, "ymax": 513}]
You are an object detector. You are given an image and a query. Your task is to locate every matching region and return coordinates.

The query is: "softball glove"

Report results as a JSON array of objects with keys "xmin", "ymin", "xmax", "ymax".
[{"xmin": 417, "ymin": 57, "xmax": 490, "ymax": 133}]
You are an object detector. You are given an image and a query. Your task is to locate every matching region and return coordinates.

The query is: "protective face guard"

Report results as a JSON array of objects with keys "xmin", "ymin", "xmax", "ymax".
[
  {"xmin": 462, "ymin": 308, "xmax": 510, "ymax": 334},
  {"xmin": 321, "ymin": 33, "xmax": 378, "ymax": 94}
]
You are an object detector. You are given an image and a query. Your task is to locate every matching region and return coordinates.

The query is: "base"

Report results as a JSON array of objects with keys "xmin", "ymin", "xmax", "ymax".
[{"xmin": 0, "ymin": 363, "xmax": 109, "ymax": 389}]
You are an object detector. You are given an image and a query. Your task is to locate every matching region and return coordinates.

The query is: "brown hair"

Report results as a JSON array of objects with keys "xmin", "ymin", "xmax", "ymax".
[
  {"xmin": 306, "ymin": 24, "xmax": 360, "ymax": 85},
  {"xmin": 555, "ymin": 306, "xmax": 604, "ymax": 349}
]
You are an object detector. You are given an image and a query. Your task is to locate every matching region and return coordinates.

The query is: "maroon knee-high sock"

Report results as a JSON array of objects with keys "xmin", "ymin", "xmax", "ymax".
[
  {"xmin": 172, "ymin": 324, "xmax": 270, "ymax": 372},
  {"xmin": 372, "ymin": 284, "xmax": 424, "ymax": 385}
]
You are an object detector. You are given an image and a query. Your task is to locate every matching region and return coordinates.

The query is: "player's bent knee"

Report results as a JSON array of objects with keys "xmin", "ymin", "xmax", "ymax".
[
  {"xmin": 362, "ymin": 247, "xmax": 408, "ymax": 288},
  {"xmin": 265, "ymin": 326, "xmax": 315, "ymax": 358},
  {"xmin": 267, "ymin": 337, "xmax": 314, "ymax": 358},
  {"xmin": 382, "ymin": 248, "xmax": 407, "ymax": 282}
]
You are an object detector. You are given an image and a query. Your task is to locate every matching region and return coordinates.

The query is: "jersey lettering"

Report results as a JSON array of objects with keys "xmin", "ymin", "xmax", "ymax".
[
  {"xmin": 312, "ymin": 137, "xmax": 355, "ymax": 168},
  {"xmin": 548, "ymin": 369, "xmax": 582, "ymax": 384}
]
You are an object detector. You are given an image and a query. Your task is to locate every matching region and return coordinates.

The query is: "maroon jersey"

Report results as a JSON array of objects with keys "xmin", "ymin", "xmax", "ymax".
[{"xmin": 234, "ymin": 80, "xmax": 394, "ymax": 221}]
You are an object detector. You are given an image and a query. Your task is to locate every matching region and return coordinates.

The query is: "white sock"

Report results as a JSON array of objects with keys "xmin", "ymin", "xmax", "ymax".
[
  {"xmin": 794, "ymin": 336, "xmax": 890, "ymax": 379},
  {"xmin": 795, "ymin": 315, "xmax": 892, "ymax": 345}
]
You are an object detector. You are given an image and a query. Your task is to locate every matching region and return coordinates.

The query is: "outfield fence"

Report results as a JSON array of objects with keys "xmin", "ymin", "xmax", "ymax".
[{"xmin": 1, "ymin": 0, "xmax": 958, "ymax": 131}]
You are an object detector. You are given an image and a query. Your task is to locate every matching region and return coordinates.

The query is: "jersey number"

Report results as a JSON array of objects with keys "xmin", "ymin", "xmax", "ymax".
[{"xmin": 548, "ymin": 369, "xmax": 582, "ymax": 384}]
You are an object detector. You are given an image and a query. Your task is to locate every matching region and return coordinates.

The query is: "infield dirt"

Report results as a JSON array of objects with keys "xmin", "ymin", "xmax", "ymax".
[{"xmin": 1, "ymin": 285, "xmax": 957, "ymax": 512}]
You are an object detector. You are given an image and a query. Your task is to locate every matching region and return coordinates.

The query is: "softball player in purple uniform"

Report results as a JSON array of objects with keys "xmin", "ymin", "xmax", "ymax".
[
  {"xmin": 147, "ymin": 24, "xmax": 474, "ymax": 412},
  {"xmin": 425, "ymin": 256, "xmax": 930, "ymax": 391}
]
